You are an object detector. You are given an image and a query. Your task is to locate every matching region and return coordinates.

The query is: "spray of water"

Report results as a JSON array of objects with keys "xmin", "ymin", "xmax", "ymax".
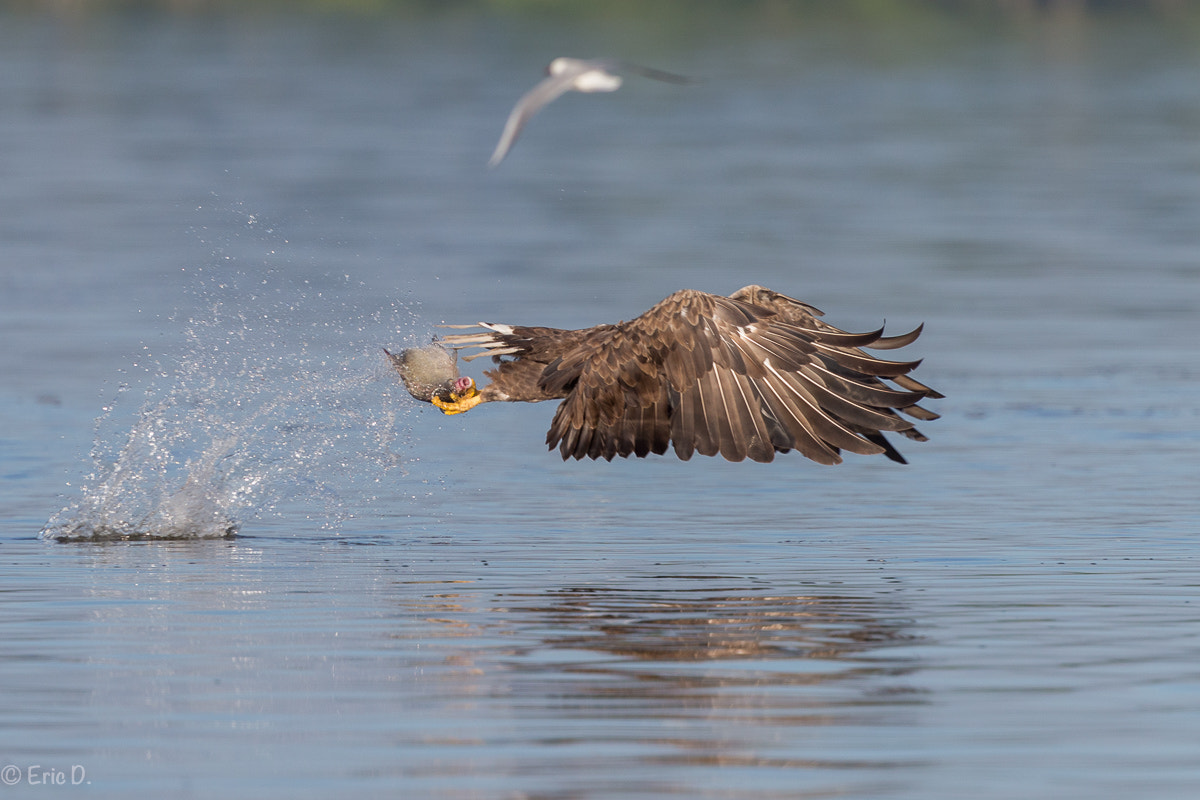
[{"xmin": 43, "ymin": 213, "xmax": 428, "ymax": 541}]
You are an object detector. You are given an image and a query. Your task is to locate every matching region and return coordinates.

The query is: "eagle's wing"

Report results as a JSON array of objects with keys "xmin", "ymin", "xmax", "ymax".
[
  {"xmin": 543, "ymin": 289, "xmax": 939, "ymax": 464},
  {"xmin": 729, "ymin": 283, "xmax": 929, "ymax": 351},
  {"xmin": 729, "ymin": 283, "xmax": 943, "ymax": 427}
]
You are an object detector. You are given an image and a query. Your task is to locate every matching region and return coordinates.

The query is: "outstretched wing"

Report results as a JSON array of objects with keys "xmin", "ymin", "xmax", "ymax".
[
  {"xmin": 611, "ymin": 60, "xmax": 694, "ymax": 85},
  {"xmin": 729, "ymin": 284, "xmax": 929, "ymax": 351},
  {"xmin": 488, "ymin": 71, "xmax": 581, "ymax": 168},
  {"xmin": 544, "ymin": 288, "xmax": 940, "ymax": 464},
  {"xmin": 729, "ymin": 283, "xmax": 944, "ymax": 436}
]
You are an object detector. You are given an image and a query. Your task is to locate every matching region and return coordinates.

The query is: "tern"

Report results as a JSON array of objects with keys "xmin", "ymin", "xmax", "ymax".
[{"xmin": 488, "ymin": 57, "xmax": 691, "ymax": 168}]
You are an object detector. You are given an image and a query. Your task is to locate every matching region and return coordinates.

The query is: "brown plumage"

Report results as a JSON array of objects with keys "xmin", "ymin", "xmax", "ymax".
[{"xmin": 427, "ymin": 285, "xmax": 942, "ymax": 465}]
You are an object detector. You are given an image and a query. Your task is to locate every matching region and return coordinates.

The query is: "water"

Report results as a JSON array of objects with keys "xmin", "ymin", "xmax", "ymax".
[{"xmin": 2, "ymin": 6, "xmax": 1199, "ymax": 799}]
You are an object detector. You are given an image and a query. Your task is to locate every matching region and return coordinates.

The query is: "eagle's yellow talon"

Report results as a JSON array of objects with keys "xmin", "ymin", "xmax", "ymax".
[{"xmin": 432, "ymin": 384, "xmax": 482, "ymax": 415}]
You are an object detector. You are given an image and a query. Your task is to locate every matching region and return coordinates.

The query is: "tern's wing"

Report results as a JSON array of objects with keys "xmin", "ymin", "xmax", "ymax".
[
  {"xmin": 487, "ymin": 72, "xmax": 579, "ymax": 168},
  {"xmin": 614, "ymin": 61, "xmax": 694, "ymax": 84}
]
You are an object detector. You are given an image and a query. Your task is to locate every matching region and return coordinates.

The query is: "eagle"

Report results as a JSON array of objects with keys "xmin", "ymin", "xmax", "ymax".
[{"xmin": 386, "ymin": 285, "xmax": 941, "ymax": 465}]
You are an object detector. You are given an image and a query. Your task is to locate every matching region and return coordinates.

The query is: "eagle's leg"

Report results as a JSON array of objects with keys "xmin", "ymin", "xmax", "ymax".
[{"xmin": 432, "ymin": 377, "xmax": 484, "ymax": 415}]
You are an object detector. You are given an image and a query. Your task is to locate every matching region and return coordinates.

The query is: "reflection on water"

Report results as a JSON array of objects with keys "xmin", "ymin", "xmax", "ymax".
[
  {"xmin": 517, "ymin": 585, "xmax": 914, "ymax": 663},
  {"xmin": 387, "ymin": 583, "xmax": 925, "ymax": 794}
]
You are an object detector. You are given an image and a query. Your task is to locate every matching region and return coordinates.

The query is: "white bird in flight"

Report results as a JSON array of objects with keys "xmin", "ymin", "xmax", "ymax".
[{"xmin": 488, "ymin": 57, "xmax": 692, "ymax": 169}]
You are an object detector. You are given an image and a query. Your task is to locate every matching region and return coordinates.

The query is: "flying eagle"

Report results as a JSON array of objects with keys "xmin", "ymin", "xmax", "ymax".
[{"xmin": 386, "ymin": 285, "xmax": 941, "ymax": 465}]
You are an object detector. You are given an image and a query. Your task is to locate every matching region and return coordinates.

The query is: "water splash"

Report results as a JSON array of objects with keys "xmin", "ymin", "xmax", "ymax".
[{"xmin": 43, "ymin": 219, "xmax": 426, "ymax": 541}]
